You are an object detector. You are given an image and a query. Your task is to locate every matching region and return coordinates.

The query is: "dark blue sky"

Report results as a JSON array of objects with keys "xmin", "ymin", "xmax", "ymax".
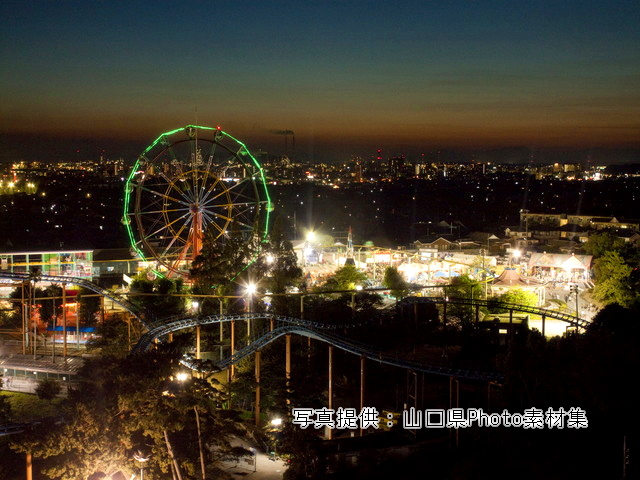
[{"xmin": 1, "ymin": 0, "xmax": 639, "ymax": 161}]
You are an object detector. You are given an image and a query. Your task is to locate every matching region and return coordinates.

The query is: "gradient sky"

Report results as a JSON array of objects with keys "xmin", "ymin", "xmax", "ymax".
[{"xmin": 1, "ymin": 0, "xmax": 639, "ymax": 162}]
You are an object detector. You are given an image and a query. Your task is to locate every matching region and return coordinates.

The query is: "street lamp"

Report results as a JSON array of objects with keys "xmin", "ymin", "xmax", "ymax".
[
  {"xmin": 133, "ymin": 451, "xmax": 149, "ymax": 480},
  {"xmin": 303, "ymin": 230, "xmax": 316, "ymax": 266},
  {"xmin": 511, "ymin": 249, "xmax": 521, "ymax": 267},
  {"xmin": 245, "ymin": 283, "xmax": 257, "ymax": 297}
]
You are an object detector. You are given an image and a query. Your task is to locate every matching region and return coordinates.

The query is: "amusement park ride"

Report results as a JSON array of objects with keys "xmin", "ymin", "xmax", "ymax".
[
  {"xmin": 0, "ymin": 125, "xmax": 591, "ymax": 437},
  {"xmin": 123, "ymin": 125, "xmax": 272, "ymax": 278}
]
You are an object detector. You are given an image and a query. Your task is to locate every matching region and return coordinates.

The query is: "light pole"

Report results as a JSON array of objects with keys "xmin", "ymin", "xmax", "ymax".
[
  {"xmin": 570, "ymin": 284, "xmax": 579, "ymax": 325},
  {"xmin": 481, "ymin": 248, "xmax": 487, "ymax": 300},
  {"xmin": 245, "ymin": 283, "xmax": 256, "ymax": 343},
  {"xmin": 351, "ymin": 285, "xmax": 362, "ymax": 318},
  {"xmin": 191, "ymin": 300, "xmax": 201, "ymax": 360},
  {"xmin": 133, "ymin": 451, "xmax": 149, "ymax": 480},
  {"xmin": 303, "ymin": 230, "xmax": 315, "ymax": 267}
]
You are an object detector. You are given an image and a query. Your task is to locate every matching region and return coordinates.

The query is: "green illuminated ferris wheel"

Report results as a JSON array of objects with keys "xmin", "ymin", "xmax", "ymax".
[{"xmin": 124, "ymin": 125, "xmax": 271, "ymax": 278}]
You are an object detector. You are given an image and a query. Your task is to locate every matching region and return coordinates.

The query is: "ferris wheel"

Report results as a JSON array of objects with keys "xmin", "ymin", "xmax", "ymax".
[{"xmin": 123, "ymin": 125, "xmax": 271, "ymax": 278}]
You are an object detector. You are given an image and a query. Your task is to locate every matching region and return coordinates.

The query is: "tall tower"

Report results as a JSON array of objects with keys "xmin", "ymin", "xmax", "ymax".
[{"xmin": 346, "ymin": 226, "xmax": 354, "ymax": 262}]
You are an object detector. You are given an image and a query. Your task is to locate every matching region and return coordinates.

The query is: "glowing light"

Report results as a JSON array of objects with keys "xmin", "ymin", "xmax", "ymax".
[
  {"xmin": 245, "ymin": 283, "xmax": 257, "ymax": 295},
  {"xmin": 266, "ymin": 254, "xmax": 274, "ymax": 264},
  {"xmin": 355, "ymin": 285, "xmax": 363, "ymax": 291},
  {"xmin": 271, "ymin": 418, "xmax": 283, "ymax": 426},
  {"xmin": 306, "ymin": 231, "xmax": 316, "ymax": 242},
  {"xmin": 133, "ymin": 451, "xmax": 149, "ymax": 463},
  {"xmin": 176, "ymin": 372, "xmax": 189, "ymax": 382}
]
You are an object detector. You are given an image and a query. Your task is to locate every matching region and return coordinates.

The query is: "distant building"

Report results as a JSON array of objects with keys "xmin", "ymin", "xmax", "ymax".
[
  {"xmin": 520, "ymin": 212, "xmax": 639, "ymax": 231},
  {"xmin": 413, "ymin": 236, "xmax": 453, "ymax": 251},
  {"xmin": 0, "ymin": 250, "xmax": 93, "ymax": 277},
  {"xmin": 0, "ymin": 354, "xmax": 83, "ymax": 395}
]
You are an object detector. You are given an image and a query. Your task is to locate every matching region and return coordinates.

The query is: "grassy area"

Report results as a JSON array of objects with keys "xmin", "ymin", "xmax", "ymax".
[{"xmin": 0, "ymin": 391, "xmax": 63, "ymax": 422}]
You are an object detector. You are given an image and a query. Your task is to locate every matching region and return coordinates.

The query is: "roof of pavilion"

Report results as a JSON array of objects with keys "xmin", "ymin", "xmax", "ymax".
[
  {"xmin": 491, "ymin": 268, "xmax": 545, "ymax": 288},
  {"xmin": 528, "ymin": 253, "xmax": 592, "ymax": 270}
]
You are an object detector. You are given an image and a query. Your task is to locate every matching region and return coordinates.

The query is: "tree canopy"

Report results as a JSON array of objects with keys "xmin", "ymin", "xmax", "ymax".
[
  {"xmin": 322, "ymin": 263, "xmax": 367, "ymax": 291},
  {"xmin": 11, "ymin": 351, "xmax": 245, "ymax": 480},
  {"xmin": 494, "ymin": 288, "xmax": 539, "ymax": 309},
  {"xmin": 129, "ymin": 276, "xmax": 186, "ymax": 321},
  {"xmin": 592, "ymin": 250, "xmax": 637, "ymax": 308},
  {"xmin": 583, "ymin": 232, "xmax": 625, "ymax": 258},
  {"xmin": 382, "ymin": 266, "xmax": 409, "ymax": 299}
]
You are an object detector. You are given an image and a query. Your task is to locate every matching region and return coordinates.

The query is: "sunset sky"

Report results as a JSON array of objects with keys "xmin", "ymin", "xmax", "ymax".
[{"xmin": 1, "ymin": 0, "xmax": 639, "ymax": 162}]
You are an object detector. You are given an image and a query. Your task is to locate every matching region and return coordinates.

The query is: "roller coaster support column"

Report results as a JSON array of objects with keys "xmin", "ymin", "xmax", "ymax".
[
  {"xmin": 21, "ymin": 282, "xmax": 26, "ymax": 354},
  {"xmin": 76, "ymin": 311, "xmax": 81, "ymax": 351},
  {"xmin": 328, "ymin": 345, "xmax": 334, "ymax": 440},
  {"xmin": 301, "ymin": 295, "xmax": 312, "ymax": 363},
  {"xmin": 26, "ymin": 452, "xmax": 32, "ymax": 480},
  {"xmin": 509, "ymin": 310, "xmax": 514, "ymax": 344},
  {"xmin": 230, "ymin": 321, "xmax": 236, "ymax": 380},
  {"xmin": 32, "ymin": 279, "xmax": 38, "ymax": 359},
  {"xmin": 255, "ymin": 349, "xmax": 261, "ymax": 427},
  {"xmin": 542, "ymin": 314, "xmax": 546, "ymax": 337},
  {"xmin": 455, "ymin": 379, "xmax": 460, "ymax": 448},
  {"xmin": 360, "ymin": 356, "xmax": 365, "ymax": 437},
  {"xmin": 449, "ymin": 377, "xmax": 460, "ymax": 449},
  {"xmin": 196, "ymin": 326, "xmax": 201, "ymax": 360},
  {"xmin": 443, "ymin": 299, "xmax": 448, "ymax": 325},
  {"xmin": 300, "ymin": 294, "xmax": 304, "ymax": 318},
  {"xmin": 475, "ymin": 304, "xmax": 480, "ymax": 324},
  {"xmin": 286, "ymin": 334, "xmax": 291, "ymax": 407},
  {"xmin": 62, "ymin": 284, "xmax": 67, "ymax": 359},
  {"xmin": 219, "ymin": 300, "xmax": 224, "ymax": 361}
]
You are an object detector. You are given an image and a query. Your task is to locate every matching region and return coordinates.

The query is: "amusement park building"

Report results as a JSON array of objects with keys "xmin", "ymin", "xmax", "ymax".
[{"xmin": 0, "ymin": 250, "xmax": 93, "ymax": 277}]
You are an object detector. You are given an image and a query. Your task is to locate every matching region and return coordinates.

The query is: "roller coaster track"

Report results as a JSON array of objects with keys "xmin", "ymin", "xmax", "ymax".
[
  {"xmin": 136, "ymin": 314, "xmax": 503, "ymax": 381},
  {"xmin": 133, "ymin": 313, "xmax": 370, "ymax": 354},
  {"xmin": 399, "ymin": 296, "xmax": 589, "ymax": 328},
  {"xmin": 213, "ymin": 325, "xmax": 503, "ymax": 382},
  {"xmin": 0, "ymin": 271, "xmax": 146, "ymax": 327},
  {"xmin": 134, "ymin": 296, "xmax": 588, "ymax": 355}
]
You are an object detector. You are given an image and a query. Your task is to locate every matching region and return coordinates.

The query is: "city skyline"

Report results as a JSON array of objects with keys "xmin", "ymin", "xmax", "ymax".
[{"xmin": 1, "ymin": 1, "xmax": 640, "ymax": 163}]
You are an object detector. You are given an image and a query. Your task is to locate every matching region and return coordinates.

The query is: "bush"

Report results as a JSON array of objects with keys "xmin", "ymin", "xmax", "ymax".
[{"xmin": 35, "ymin": 378, "xmax": 61, "ymax": 401}]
